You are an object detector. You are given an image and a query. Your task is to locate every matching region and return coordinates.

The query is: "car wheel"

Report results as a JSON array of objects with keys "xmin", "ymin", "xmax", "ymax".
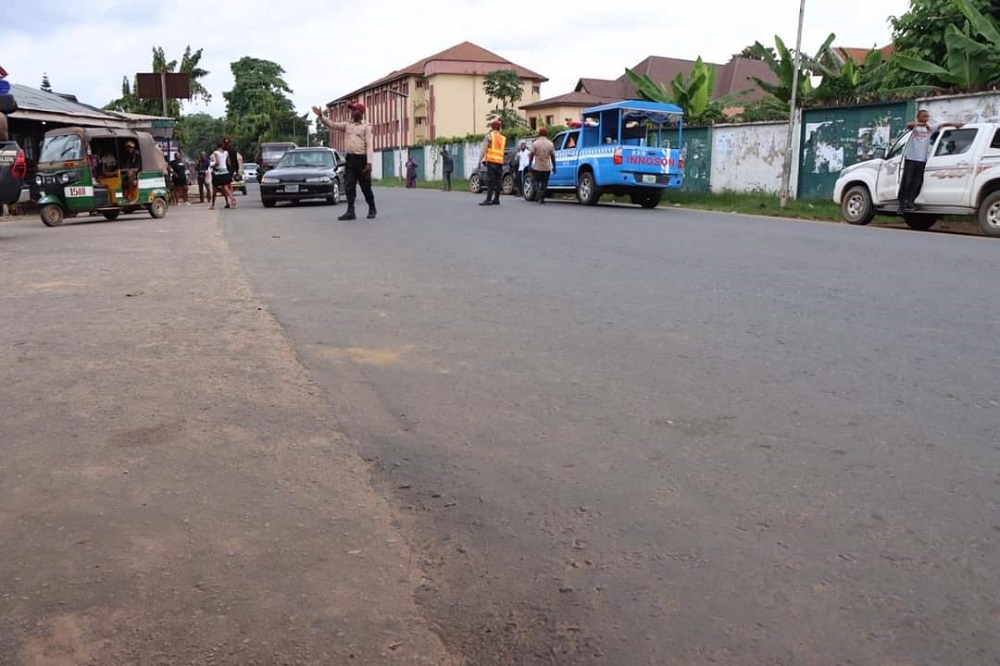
[
  {"xmin": 522, "ymin": 173, "xmax": 536, "ymax": 201},
  {"xmin": 576, "ymin": 171, "xmax": 599, "ymax": 205},
  {"xmin": 148, "ymin": 197, "xmax": 168, "ymax": 219},
  {"xmin": 903, "ymin": 214, "xmax": 937, "ymax": 231},
  {"xmin": 501, "ymin": 173, "xmax": 515, "ymax": 195},
  {"xmin": 103, "ymin": 211, "xmax": 120, "ymax": 221},
  {"xmin": 262, "ymin": 198, "xmax": 276, "ymax": 208},
  {"xmin": 40, "ymin": 203, "xmax": 64, "ymax": 227},
  {"xmin": 977, "ymin": 190, "xmax": 1000, "ymax": 237},
  {"xmin": 841, "ymin": 185, "xmax": 875, "ymax": 225},
  {"xmin": 469, "ymin": 173, "xmax": 482, "ymax": 194}
]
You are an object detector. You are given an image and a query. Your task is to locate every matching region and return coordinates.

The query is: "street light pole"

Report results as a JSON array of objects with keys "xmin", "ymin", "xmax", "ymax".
[
  {"xmin": 780, "ymin": 0, "xmax": 806, "ymax": 208},
  {"xmin": 386, "ymin": 88, "xmax": 409, "ymax": 180}
]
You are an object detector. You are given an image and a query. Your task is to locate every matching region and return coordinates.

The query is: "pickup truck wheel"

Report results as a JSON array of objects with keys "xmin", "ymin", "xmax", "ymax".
[
  {"xmin": 977, "ymin": 190, "xmax": 1000, "ymax": 237},
  {"xmin": 522, "ymin": 173, "xmax": 536, "ymax": 201},
  {"xmin": 903, "ymin": 214, "xmax": 937, "ymax": 231},
  {"xmin": 577, "ymin": 171, "xmax": 599, "ymax": 205},
  {"xmin": 40, "ymin": 203, "xmax": 65, "ymax": 227},
  {"xmin": 468, "ymin": 173, "xmax": 482, "ymax": 194},
  {"xmin": 841, "ymin": 185, "xmax": 875, "ymax": 225}
]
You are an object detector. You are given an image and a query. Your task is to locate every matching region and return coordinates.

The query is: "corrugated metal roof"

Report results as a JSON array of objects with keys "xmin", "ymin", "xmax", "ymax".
[{"xmin": 6, "ymin": 83, "xmax": 127, "ymax": 124}]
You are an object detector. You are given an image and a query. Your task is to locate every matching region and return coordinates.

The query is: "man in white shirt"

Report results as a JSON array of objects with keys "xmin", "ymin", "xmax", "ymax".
[{"xmin": 517, "ymin": 140, "xmax": 530, "ymax": 194}]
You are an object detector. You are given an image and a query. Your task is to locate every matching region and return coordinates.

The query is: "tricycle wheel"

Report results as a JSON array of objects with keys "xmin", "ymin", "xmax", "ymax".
[
  {"xmin": 148, "ymin": 197, "xmax": 167, "ymax": 219},
  {"xmin": 103, "ymin": 211, "xmax": 120, "ymax": 221},
  {"xmin": 40, "ymin": 204, "xmax": 64, "ymax": 227}
]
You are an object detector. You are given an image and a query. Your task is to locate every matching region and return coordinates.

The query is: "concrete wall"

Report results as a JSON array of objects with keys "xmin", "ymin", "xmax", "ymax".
[
  {"xmin": 917, "ymin": 91, "xmax": 1000, "ymax": 124},
  {"xmin": 709, "ymin": 119, "xmax": 799, "ymax": 195}
]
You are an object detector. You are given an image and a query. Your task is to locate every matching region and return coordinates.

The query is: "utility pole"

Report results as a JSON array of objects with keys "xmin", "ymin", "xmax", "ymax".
[{"xmin": 780, "ymin": 0, "xmax": 806, "ymax": 208}]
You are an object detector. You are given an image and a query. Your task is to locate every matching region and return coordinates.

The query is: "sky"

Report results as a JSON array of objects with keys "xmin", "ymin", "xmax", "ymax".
[{"xmin": 1, "ymin": 0, "xmax": 911, "ymax": 118}]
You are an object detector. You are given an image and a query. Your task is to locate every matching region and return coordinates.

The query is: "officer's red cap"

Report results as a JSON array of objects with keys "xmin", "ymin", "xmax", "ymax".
[
  {"xmin": 349, "ymin": 102, "xmax": 365, "ymax": 113},
  {"xmin": 538, "ymin": 126, "xmax": 548, "ymax": 135},
  {"xmin": 490, "ymin": 119, "xmax": 501, "ymax": 129}
]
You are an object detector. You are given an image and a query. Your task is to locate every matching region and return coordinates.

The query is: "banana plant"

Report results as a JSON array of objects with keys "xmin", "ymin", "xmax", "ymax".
[
  {"xmin": 749, "ymin": 33, "xmax": 835, "ymax": 113},
  {"xmin": 895, "ymin": 21, "xmax": 994, "ymax": 87}
]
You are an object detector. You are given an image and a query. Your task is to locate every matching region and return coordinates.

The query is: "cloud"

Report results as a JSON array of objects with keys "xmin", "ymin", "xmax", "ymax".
[{"xmin": 1, "ymin": 0, "xmax": 909, "ymax": 119}]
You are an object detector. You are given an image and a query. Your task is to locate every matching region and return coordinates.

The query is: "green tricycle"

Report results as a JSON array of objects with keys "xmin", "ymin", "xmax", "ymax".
[{"xmin": 34, "ymin": 127, "xmax": 170, "ymax": 227}]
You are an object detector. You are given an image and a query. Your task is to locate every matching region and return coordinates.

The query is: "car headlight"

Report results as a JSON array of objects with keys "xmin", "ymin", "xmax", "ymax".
[
  {"xmin": 261, "ymin": 177, "xmax": 278, "ymax": 184},
  {"xmin": 305, "ymin": 176, "xmax": 331, "ymax": 183}
]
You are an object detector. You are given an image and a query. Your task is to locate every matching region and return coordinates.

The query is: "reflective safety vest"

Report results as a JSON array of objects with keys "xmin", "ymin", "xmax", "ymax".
[{"xmin": 485, "ymin": 131, "xmax": 506, "ymax": 164}]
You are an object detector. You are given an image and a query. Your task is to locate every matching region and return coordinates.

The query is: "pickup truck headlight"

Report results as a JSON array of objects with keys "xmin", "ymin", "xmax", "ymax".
[{"xmin": 305, "ymin": 176, "xmax": 331, "ymax": 183}]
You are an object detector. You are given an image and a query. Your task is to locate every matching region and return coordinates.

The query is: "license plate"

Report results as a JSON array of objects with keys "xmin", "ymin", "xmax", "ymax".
[
  {"xmin": 284, "ymin": 184, "xmax": 299, "ymax": 193},
  {"xmin": 642, "ymin": 174, "xmax": 657, "ymax": 184}
]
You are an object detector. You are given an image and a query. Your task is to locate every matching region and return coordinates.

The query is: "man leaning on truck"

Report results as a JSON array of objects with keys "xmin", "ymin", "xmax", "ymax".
[{"xmin": 898, "ymin": 109, "xmax": 963, "ymax": 213}]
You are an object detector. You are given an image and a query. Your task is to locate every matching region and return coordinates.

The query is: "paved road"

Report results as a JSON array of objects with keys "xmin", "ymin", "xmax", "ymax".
[{"xmin": 223, "ymin": 188, "xmax": 1000, "ymax": 665}]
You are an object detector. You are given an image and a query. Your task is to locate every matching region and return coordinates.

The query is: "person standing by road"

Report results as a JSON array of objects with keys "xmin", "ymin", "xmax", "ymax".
[
  {"xmin": 517, "ymin": 140, "xmax": 530, "ymax": 194},
  {"xmin": 440, "ymin": 147, "xmax": 454, "ymax": 191},
  {"xmin": 168, "ymin": 151, "xmax": 189, "ymax": 205},
  {"xmin": 528, "ymin": 126, "xmax": 556, "ymax": 204},
  {"xmin": 312, "ymin": 101, "xmax": 376, "ymax": 220},
  {"xmin": 196, "ymin": 151, "xmax": 211, "ymax": 203},
  {"xmin": 405, "ymin": 154, "xmax": 417, "ymax": 188},
  {"xmin": 478, "ymin": 119, "xmax": 506, "ymax": 206},
  {"xmin": 898, "ymin": 109, "xmax": 963, "ymax": 213}
]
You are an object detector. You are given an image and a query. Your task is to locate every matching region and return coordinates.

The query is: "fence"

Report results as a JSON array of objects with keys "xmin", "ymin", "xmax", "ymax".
[{"xmin": 369, "ymin": 91, "xmax": 1000, "ymax": 200}]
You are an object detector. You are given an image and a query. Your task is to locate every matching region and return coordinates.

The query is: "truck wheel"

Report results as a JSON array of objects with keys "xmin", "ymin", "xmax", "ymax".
[
  {"xmin": 576, "ymin": 171, "xmax": 599, "ymax": 205},
  {"xmin": 501, "ymin": 173, "xmax": 515, "ymax": 195},
  {"xmin": 977, "ymin": 190, "xmax": 1000, "ymax": 237},
  {"xmin": 630, "ymin": 192, "xmax": 662, "ymax": 209},
  {"xmin": 841, "ymin": 185, "xmax": 875, "ymax": 225},
  {"xmin": 148, "ymin": 197, "xmax": 167, "ymax": 219},
  {"xmin": 468, "ymin": 173, "xmax": 482, "ymax": 194},
  {"xmin": 522, "ymin": 173, "xmax": 536, "ymax": 201},
  {"xmin": 903, "ymin": 214, "xmax": 937, "ymax": 231},
  {"xmin": 40, "ymin": 204, "xmax": 65, "ymax": 227}
]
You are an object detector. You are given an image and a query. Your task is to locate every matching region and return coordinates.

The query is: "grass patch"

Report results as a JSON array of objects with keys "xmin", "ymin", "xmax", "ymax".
[
  {"xmin": 660, "ymin": 190, "xmax": 849, "ymax": 221},
  {"xmin": 375, "ymin": 177, "xmax": 471, "ymax": 191}
]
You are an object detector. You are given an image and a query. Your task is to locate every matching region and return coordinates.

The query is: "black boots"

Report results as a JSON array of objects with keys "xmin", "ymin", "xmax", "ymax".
[
  {"xmin": 338, "ymin": 206, "xmax": 356, "ymax": 220},
  {"xmin": 367, "ymin": 206, "xmax": 377, "ymax": 219}
]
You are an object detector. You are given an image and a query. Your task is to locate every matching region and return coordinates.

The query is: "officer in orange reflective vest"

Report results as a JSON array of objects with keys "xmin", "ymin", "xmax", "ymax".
[{"xmin": 478, "ymin": 119, "xmax": 506, "ymax": 206}]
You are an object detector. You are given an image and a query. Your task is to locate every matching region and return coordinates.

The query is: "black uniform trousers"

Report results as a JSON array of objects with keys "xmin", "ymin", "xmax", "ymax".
[
  {"xmin": 344, "ymin": 153, "xmax": 375, "ymax": 210},
  {"xmin": 485, "ymin": 162, "xmax": 503, "ymax": 201}
]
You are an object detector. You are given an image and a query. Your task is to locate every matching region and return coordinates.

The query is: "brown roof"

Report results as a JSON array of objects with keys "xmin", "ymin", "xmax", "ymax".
[
  {"xmin": 331, "ymin": 41, "xmax": 547, "ymax": 103},
  {"xmin": 835, "ymin": 45, "xmax": 894, "ymax": 64},
  {"xmin": 520, "ymin": 90, "xmax": 615, "ymax": 111},
  {"xmin": 624, "ymin": 55, "xmax": 776, "ymax": 101},
  {"xmin": 575, "ymin": 77, "xmax": 627, "ymax": 99}
]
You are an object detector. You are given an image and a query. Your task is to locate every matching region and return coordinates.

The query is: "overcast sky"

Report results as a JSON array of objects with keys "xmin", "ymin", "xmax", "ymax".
[{"xmin": 2, "ymin": 0, "xmax": 910, "ymax": 118}]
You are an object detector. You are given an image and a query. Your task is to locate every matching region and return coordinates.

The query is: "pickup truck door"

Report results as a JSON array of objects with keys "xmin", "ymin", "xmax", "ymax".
[
  {"xmin": 553, "ymin": 131, "xmax": 580, "ymax": 188},
  {"xmin": 920, "ymin": 127, "xmax": 980, "ymax": 205},
  {"xmin": 875, "ymin": 130, "xmax": 910, "ymax": 204}
]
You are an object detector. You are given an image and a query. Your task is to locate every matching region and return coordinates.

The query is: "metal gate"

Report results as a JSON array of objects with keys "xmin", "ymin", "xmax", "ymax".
[{"xmin": 681, "ymin": 126, "xmax": 712, "ymax": 193}]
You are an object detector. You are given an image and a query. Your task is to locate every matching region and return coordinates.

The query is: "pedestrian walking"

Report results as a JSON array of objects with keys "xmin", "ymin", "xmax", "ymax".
[
  {"xmin": 312, "ymin": 101, "xmax": 376, "ymax": 220},
  {"xmin": 478, "ymin": 119, "xmax": 506, "ymax": 206},
  {"xmin": 196, "ymin": 151, "xmax": 211, "ymax": 203},
  {"xmin": 168, "ymin": 151, "xmax": 190, "ymax": 205},
  {"xmin": 528, "ymin": 126, "xmax": 556, "ymax": 204},
  {"xmin": 405, "ymin": 155, "xmax": 417, "ymax": 188},
  {"xmin": 898, "ymin": 109, "xmax": 963, "ymax": 213},
  {"xmin": 223, "ymin": 137, "xmax": 241, "ymax": 209},
  {"xmin": 441, "ymin": 147, "xmax": 454, "ymax": 191},
  {"xmin": 209, "ymin": 141, "xmax": 235, "ymax": 210}
]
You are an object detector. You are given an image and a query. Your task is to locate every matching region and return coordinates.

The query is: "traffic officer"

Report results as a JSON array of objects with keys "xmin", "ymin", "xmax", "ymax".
[
  {"xmin": 312, "ymin": 101, "xmax": 376, "ymax": 220},
  {"xmin": 478, "ymin": 119, "xmax": 506, "ymax": 206}
]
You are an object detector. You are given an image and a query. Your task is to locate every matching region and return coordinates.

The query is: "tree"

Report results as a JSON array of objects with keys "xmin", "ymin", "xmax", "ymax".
[
  {"xmin": 176, "ymin": 112, "xmax": 226, "ymax": 155},
  {"xmin": 885, "ymin": 0, "xmax": 999, "ymax": 87},
  {"xmin": 749, "ymin": 33, "xmax": 836, "ymax": 116},
  {"xmin": 40, "ymin": 73, "xmax": 52, "ymax": 92},
  {"xmin": 104, "ymin": 45, "xmax": 210, "ymax": 117},
  {"xmin": 222, "ymin": 57, "xmax": 300, "ymax": 161},
  {"xmin": 811, "ymin": 47, "xmax": 897, "ymax": 104},
  {"xmin": 482, "ymin": 69, "xmax": 526, "ymax": 130},
  {"xmin": 731, "ymin": 44, "xmax": 776, "ymax": 61}
]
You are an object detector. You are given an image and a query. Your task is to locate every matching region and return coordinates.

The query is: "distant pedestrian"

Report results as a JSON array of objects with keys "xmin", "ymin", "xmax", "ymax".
[
  {"xmin": 898, "ymin": 109, "xmax": 963, "ymax": 213},
  {"xmin": 169, "ymin": 151, "xmax": 189, "ymax": 205},
  {"xmin": 478, "ymin": 119, "xmax": 506, "ymax": 206},
  {"xmin": 196, "ymin": 151, "xmax": 211, "ymax": 203},
  {"xmin": 313, "ymin": 101, "xmax": 376, "ymax": 220},
  {"xmin": 440, "ymin": 147, "xmax": 454, "ymax": 191},
  {"xmin": 223, "ymin": 137, "xmax": 241, "ymax": 209},
  {"xmin": 405, "ymin": 155, "xmax": 417, "ymax": 188},
  {"xmin": 528, "ymin": 126, "xmax": 556, "ymax": 204},
  {"xmin": 209, "ymin": 141, "xmax": 234, "ymax": 210},
  {"xmin": 517, "ymin": 140, "xmax": 530, "ymax": 193}
]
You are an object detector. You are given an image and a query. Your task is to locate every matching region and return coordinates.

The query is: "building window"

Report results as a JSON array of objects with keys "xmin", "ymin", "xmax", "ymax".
[
  {"xmin": 545, "ymin": 115, "xmax": 554, "ymax": 125},
  {"xmin": 530, "ymin": 116, "xmax": 537, "ymax": 130},
  {"xmin": 416, "ymin": 117, "xmax": 426, "ymax": 126},
  {"xmin": 532, "ymin": 85, "xmax": 540, "ymax": 94},
  {"xmin": 416, "ymin": 79, "xmax": 426, "ymax": 89}
]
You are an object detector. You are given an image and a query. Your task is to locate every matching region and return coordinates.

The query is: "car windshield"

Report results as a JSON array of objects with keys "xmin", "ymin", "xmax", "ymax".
[
  {"xmin": 39, "ymin": 134, "xmax": 83, "ymax": 162},
  {"xmin": 277, "ymin": 151, "xmax": 334, "ymax": 169}
]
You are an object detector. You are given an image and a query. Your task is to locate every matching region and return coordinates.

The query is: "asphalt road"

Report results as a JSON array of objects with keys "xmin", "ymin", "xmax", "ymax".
[{"xmin": 224, "ymin": 186, "xmax": 999, "ymax": 665}]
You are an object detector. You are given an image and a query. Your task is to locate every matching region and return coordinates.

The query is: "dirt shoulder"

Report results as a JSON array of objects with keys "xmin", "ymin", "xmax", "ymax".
[{"xmin": 0, "ymin": 210, "xmax": 459, "ymax": 665}]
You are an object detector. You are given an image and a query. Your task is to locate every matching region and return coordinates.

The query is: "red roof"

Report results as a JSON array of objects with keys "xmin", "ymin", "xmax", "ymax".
[{"xmin": 835, "ymin": 45, "xmax": 894, "ymax": 63}]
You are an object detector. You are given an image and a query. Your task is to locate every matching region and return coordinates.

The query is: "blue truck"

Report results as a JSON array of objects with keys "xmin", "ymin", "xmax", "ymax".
[{"xmin": 523, "ymin": 100, "xmax": 684, "ymax": 208}]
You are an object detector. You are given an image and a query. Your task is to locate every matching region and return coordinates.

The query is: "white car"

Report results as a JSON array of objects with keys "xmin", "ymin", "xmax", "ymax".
[
  {"xmin": 242, "ymin": 162, "xmax": 259, "ymax": 182},
  {"xmin": 833, "ymin": 122, "xmax": 1000, "ymax": 237}
]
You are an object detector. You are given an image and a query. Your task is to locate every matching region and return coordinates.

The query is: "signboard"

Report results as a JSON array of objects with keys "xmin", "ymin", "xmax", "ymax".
[{"xmin": 136, "ymin": 73, "xmax": 190, "ymax": 100}]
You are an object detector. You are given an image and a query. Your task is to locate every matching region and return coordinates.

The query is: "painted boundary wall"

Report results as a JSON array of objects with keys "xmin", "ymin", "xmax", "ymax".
[{"xmin": 367, "ymin": 92, "xmax": 1000, "ymax": 199}]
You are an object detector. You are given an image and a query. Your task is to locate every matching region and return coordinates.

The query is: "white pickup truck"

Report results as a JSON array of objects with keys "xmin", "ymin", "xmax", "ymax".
[{"xmin": 833, "ymin": 122, "xmax": 1000, "ymax": 237}]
